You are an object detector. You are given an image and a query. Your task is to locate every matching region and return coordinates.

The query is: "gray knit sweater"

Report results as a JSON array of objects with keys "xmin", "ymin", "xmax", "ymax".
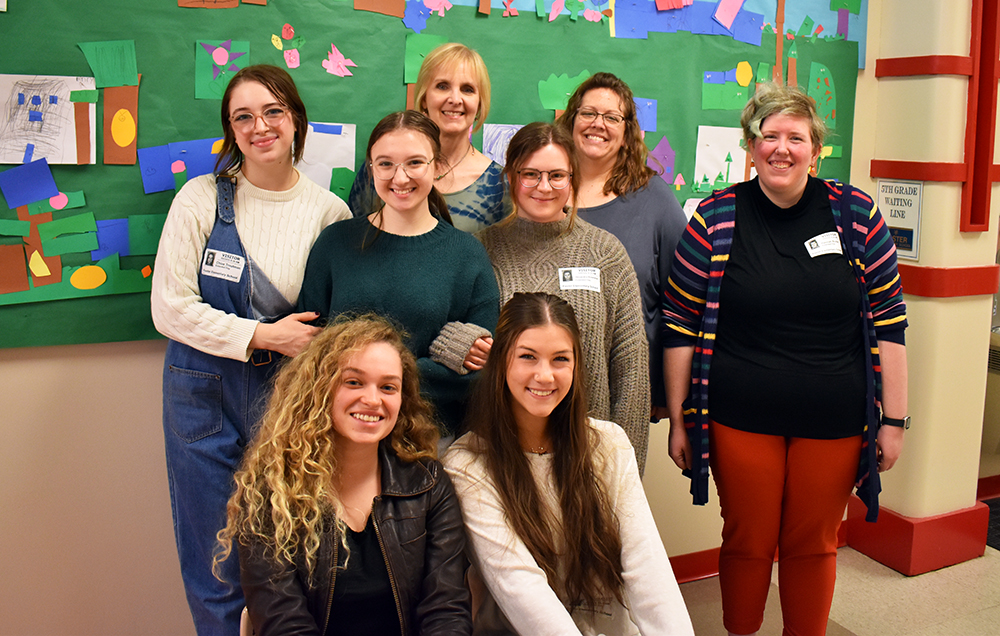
[{"xmin": 477, "ymin": 215, "xmax": 651, "ymax": 473}]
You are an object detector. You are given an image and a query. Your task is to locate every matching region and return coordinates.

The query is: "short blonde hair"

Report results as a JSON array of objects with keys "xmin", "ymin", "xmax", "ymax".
[
  {"xmin": 741, "ymin": 82, "xmax": 828, "ymax": 151},
  {"xmin": 413, "ymin": 42, "xmax": 491, "ymax": 133}
]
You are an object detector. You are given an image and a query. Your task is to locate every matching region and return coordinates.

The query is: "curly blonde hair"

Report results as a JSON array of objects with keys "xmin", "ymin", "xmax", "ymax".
[{"xmin": 213, "ymin": 314, "xmax": 439, "ymax": 579}]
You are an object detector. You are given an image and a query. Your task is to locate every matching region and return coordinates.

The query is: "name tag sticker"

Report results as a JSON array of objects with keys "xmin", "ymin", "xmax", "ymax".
[
  {"xmin": 201, "ymin": 248, "xmax": 245, "ymax": 282},
  {"xmin": 558, "ymin": 267, "xmax": 601, "ymax": 292},
  {"xmin": 804, "ymin": 232, "xmax": 842, "ymax": 258}
]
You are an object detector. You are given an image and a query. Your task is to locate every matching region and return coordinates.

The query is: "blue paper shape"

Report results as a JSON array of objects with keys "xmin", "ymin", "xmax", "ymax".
[
  {"xmin": 730, "ymin": 9, "xmax": 763, "ymax": 46},
  {"xmin": 49, "ymin": 95, "xmax": 58, "ymax": 104},
  {"xmin": 703, "ymin": 71, "xmax": 726, "ymax": 84},
  {"xmin": 403, "ymin": 2, "xmax": 432, "ymax": 34},
  {"xmin": 137, "ymin": 145, "xmax": 175, "ymax": 195},
  {"xmin": 613, "ymin": 1, "xmax": 762, "ymax": 45},
  {"xmin": 311, "ymin": 123, "xmax": 343, "ymax": 135},
  {"xmin": 0, "ymin": 159, "xmax": 60, "ymax": 209},
  {"xmin": 633, "ymin": 97, "xmax": 657, "ymax": 132},
  {"xmin": 18, "ymin": 93, "xmax": 24, "ymax": 105},
  {"xmin": 92, "ymin": 218, "xmax": 131, "ymax": 260},
  {"xmin": 168, "ymin": 138, "xmax": 222, "ymax": 181},
  {"xmin": 31, "ymin": 95, "xmax": 41, "ymax": 105},
  {"xmin": 725, "ymin": 68, "xmax": 738, "ymax": 82},
  {"xmin": 28, "ymin": 111, "xmax": 42, "ymax": 122},
  {"xmin": 23, "ymin": 144, "xmax": 34, "ymax": 164}
]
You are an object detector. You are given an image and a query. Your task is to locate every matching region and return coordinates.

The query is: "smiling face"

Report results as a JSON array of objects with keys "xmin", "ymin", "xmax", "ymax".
[
  {"xmin": 513, "ymin": 143, "xmax": 573, "ymax": 223},
  {"xmin": 331, "ymin": 342, "xmax": 404, "ymax": 451},
  {"xmin": 506, "ymin": 323, "xmax": 576, "ymax": 431},
  {"xmin": 421, "ymin": 62, "xmax": 480, "ymax": 137},
  {"xmin": 370, "ymin": 128, "xmax": 435, "ymax": 217},
  {"xmin": 572, "ymin": 87, "xmax": 626, "ymax": 167},
  {"xmin": 228, "ymin": 80, "xmax": 296, "ymax": 175},
  {"xmin": 749, "ymin": 112, "xmax": 821, "ymax": 208}
]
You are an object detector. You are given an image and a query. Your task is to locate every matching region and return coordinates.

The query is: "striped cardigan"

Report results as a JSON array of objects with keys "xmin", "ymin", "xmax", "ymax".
[{"xmin": 662, "ymin": 179, "xmax": 907, "ymax": 522}]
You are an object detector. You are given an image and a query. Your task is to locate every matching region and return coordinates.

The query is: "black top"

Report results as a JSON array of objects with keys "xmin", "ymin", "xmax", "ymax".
[
  {"xmin": 326, "ymin": 515, "xmax": 401, "ymax": 636},
  {"xmin": 708, "ymin": 177, "xmax": 866, "ymax": 439}
]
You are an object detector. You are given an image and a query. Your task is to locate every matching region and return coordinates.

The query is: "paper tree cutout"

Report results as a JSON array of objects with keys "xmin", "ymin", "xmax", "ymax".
[{"xmin": 322, "ymin": 45, "xmax": 357, "ymax": 77}]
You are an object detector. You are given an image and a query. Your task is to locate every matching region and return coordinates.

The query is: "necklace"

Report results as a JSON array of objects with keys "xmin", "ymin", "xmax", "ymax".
[
  {"xmin": 435, "ymin": 144, "xmax": 473, "ymax": 181},
  {"xmin": 523, "ymin": 444, "xmax": 548, "ymax": 455}
]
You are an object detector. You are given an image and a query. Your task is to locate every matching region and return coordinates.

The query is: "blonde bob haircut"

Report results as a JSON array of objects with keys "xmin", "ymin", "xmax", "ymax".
[
  {"xmin": 213, "ymin": 314, "xmax": 439, "ymax": 579},
  {"xmin": 413, "ymin": 42, "xmax": 491, "ymax": 133},
  {"xmin": 741, "ymin": 82, "xmax": 828, "ymax": 151}
]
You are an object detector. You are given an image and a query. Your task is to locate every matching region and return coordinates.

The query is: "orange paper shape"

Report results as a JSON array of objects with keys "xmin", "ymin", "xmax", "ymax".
[
  {"xmin": 479, "ymin": 0, "xmax": 491, "ymax": 13},
  {"xmin": 178, "ymin": 0, "xmax": 239, "ymax": 7},
  {"xmin": 103, "ymin": 82, "xmax": 139, "ymax": 165},
  {"xmin": 0, "ymin": 244, "xmax": 30, "ymax": 294},
  {"xmin": 242, "ymin": 0, "xmax": 267, "ymax": 4},
  {"xmin": 354, "ymin": 0, "xmax": 405, "ymax": 18}
]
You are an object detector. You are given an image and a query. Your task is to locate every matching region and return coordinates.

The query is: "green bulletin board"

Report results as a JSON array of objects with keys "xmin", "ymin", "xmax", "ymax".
[{"xmin": 0, "ymin": 0, "xmax": 859, "ymax": 348}]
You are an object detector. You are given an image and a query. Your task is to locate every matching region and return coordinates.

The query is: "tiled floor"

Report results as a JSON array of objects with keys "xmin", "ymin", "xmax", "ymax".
[{"xmin": 679, "ymin": 546, "xmax": 1000, "ymax": 635}]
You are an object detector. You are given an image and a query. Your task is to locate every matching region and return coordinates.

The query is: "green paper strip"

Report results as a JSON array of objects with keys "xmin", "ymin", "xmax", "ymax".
[
  {"xmin": 0, "ymin": 255, "xmax": 152, "ymax": 307},
  {"xmin": 37, "ymin": 212, "xmax": 97, "ymax": 241},
  {"xmin": 329, "ymin": 167, "xmax": 355, "ymax": 199},
  {"xmin": 27, "ymin": 191, "xmax": 87, "ymax": 215},
  {"xmin": 40, "ymin": 233, "xmax": 100, "ymax": 256},
  {"xmin": 536, "ymin": 0, "xmax": 545, "ymax": 17},
  {"xmin": 69, "ymin": 90, "xmax": 99, "ymax": 103},
  {"xmin": 127, "ymin": 213, "xmax": 168, "ymax": 256},
  {"xmin": 173, "ymin": 170, "xmax": 187, "ymax": 192},
  {"xmin": 0, "ymin": 219, "xmax": 31, "ymax": 237}
]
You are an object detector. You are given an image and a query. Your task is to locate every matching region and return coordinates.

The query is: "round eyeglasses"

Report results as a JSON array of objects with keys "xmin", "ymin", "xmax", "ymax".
[
  {"xmin": 371, "ymin": 159, "xmax": 434, "ymax": 180},
  {"xmin": 576, "ymin": 108, "xmax": 625, "ymax": 127},
  {"xmin": 517, "ymin": 169, "xmax": 572, "ymax": 189},
  {"xmin": 229, "ymin": 107, "xmax": 287, "ymax": 133}
]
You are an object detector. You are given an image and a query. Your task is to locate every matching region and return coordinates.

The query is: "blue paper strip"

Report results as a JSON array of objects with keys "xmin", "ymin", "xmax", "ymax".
[
  {"xmin": 311, "ymin": 123, "xmax": 343, "ymax": 135},
  {"xmin": 22, "ymin": 144, "xmax": 34, "ymax": 164},
  {"xmin": 703, "ymin": 71, "xmax": 726, "ymax": 84},
  {"xmin": 18, "ymin": 93, "xmax": 24, "ymax": 105},
  {"xmin": 0, "ymin": 159, "xmax": 60, "ymax": 209}
]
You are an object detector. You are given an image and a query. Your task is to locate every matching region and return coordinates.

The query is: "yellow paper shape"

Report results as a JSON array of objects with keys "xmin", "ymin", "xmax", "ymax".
[
  {"xmin": 70, "ymin": 265, "xmax": 108, "ymax": 290},
  {"xmin": 736, "ymin": 61, "xmax": 753, "ymax": 87},
  {"xmin": 111, "ymin": 109, "xmax": 136, "ymax": 148},
  {"xmin": 211, "ymin": 139, "xmax": 225, "ymax": 154},
  {"xmin": 29, "ymin": 250, "xmax": 51, "ymax": 277},
  {"xmin": 271, "ymin": 34, "xmax": 283, "ymax": 50}
]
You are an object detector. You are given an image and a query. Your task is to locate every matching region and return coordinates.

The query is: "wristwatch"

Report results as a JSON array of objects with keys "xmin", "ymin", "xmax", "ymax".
[{"xmin": 881, "ymin": 415, "xmax": 911, "ymax": 429}]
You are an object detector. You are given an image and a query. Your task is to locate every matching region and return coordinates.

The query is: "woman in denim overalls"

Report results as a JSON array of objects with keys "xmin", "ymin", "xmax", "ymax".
[{"xmin": 150, "ymin": 65, "xmax": 350, "ymax": 636}]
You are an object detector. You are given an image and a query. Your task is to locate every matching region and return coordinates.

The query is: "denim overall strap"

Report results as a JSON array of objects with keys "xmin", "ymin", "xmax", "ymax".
[{"xmin": 162, "ymin": 175, "xmax": 281, "ymax": 636}]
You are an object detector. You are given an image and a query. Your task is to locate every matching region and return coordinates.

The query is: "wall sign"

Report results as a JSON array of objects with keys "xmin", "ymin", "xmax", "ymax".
[{"xmin": 878, "ymin": 179, "xmax": 922, "ymax": 260}]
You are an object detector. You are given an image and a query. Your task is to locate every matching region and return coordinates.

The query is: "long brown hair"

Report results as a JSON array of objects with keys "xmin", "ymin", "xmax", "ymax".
[
  {"xmin": 501, "ymin": 122, "xmax": 580, "ymax": 230},
  {"xmin": 215, "ymin": 64, "xmax": 308, "ymax": 176},
  {"xmin": 557, "ymin": 72, "xmax": 654, "ymax": 196},
  {"xmin": 213, "ymin": 315, "xmax": 439, "ymax": 579},
  {"xmin": 465, "ymin": 292, "xmax": 625, "ymax": 607}
]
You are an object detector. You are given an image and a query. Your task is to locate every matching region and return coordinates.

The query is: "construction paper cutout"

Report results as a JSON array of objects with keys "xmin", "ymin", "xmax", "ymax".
[
  {"xmin": 549, "ymin": 0, "xmax": 564, "ymax": 21},
  {"xmin": 656, "ymin": 0, "xmax": 692, "ymax": 9},
  {"xmin": 673, "ymin": 173, "xmax": 686, "ymax": 191},
  {"xmin": 564, "ymin": 0, "xmax": 584, "ymax": 21},
  {"xmin": 424, "ymin": 0, "xmax": 453, "ymax": 17},
  {"xmin": 69, "ymin": 90, "xmax": 99, "ymax": 102},
  {"xmin": 103, "ymin": 83, "xmax": 139, "ymax": 165},
  {"xmin": 701, "ymin": 75, "xmax": 749, "ymax": 110},
  {"xmin": 0, "ymin": 159, "xmax": 59, "ymax": 208},
  {"xmin": 27, "ymin": 191, "xmax": 86, "ymax": 215},
  {"xmin": 703, "ymin": 71, "xmax": 725, "ymax": 84},
  {"xmin": 171, "ymin": 160, "xmax": 186, "ymax": 174},
  {"xmin": 0, "ymin": 75, "xmax": 97, "ymax": 165},
  {"xmin": 41, "ymin": 232, "xmax": 99, "ymax": 257},
  {"xmin": 502, "ymin": 0, "xmax": 519, "ymax": 17},
  {"xmin": 613, "ymin": 1, "xmax": 762, "ymax": 45},
  {"xmin": 797, "ymin": 15, "xmax": 815, "ymax": 38},
  {"xmin": 74, "ymin": 102, "xmax": 93, "ymax": 165},
  {"xmin": 692, "ymin": 125, "xmax": 750, "ymax": 193},
  {"xmin": 735, "ymin": 61, "xmax": 753, "ymax": 87},
  {"xmin": 633, "ymin": 98, "xmax": 657, "ymax": 132},
  {"xmin": 0, "ymin": 1, "xmax": 6, "ymax": 12},
  {"xmin": 242, "ymin": 0, "xmax": 267, "ymax": 4},
  {"xmin": 756, "ymin": 62, "xmax": 771, "ymax": 84},
  {"xmin": 28, "ymin": 250, "xmax": 51, "ymax": 277},
  {"xmin": 127, "ymin": 214, "xmax": 169, "ymax": 255},
  {"xmin": 724, "ymin": 68, "xmax": 737, "ymax": 83},
  {"xmin": 0, "ymin": 218, "xmax": 31, "ymax": 237},
  {"xmin": 174, "ymin": 169, "xmax": 187, "ymax": 192},
  {"xmin": 168, "ymin": 138, "xmax": 222, "ymax": 182},
  {"xmin": 137, "ymin": 145, "xmax": 175, "ymax": 194},
  {"xmin": 299, "ymin": 122, "xmax": 356, "ymax": 191},
  {"xmin": 538, "ymin": 71, "xmax": 590, "ymax": 111},
  {"xmin": 37, "ymin": 211, "xmax": 97, "ymax": 242},
  {"xmin": 283, "ymin": 49, "xmax": 301, "ymax": 69},
  {"xmin": 77, "ymin": 40, "xmax": 138, "ymax": 88},
  {"xmin": 178, "ymin": 0, "xmax": 239, "ymax": 7},
  {"xmin": 535, "ymin": 0, "xmax": 545, "ymax": 18},
  {"xmin": 405, "ymin": 34, "xmax": 448, "ymax": 84},
  {"xmin": 91, "ymin": 218, "xmax": 131, "ymax": 260},
  {"xmin": 355, "ymin": 0, "xmax": 406, "ymax": 19},
  {"xmin": 483, "ymin": 124, "xmax": 523, "ymax": 166},
  {"xmin": 71, "ymin": 265, "xmax": 108, "ymax": 290},
  {"xmin": 324, "ymin": 167, "xmax": 351, "ymax": 200},
  {"xmin": 16, "ymin": 206, "xmax": 62, "ymax": 287},
  {"xmin": 282, "ymin": 23, "xmax": 295, "ymax": 39},
  {"xmin": 713, "ymin": 0, "xmax": 744, "ymax": 31},
  {"xmin": 0, "ymin": 244, "xmax": 29, "ymax": 294},
  {"xmin": 807, "ymin": 62, "xmax": 837, "ymax": 130},
  {"xmin": 583, "ymin": 8, "xmax": 601, "ymax": 21},
  {"xmin": 322, "ymin": 45, "xmax": 358, "ymax": 77},
  {"xmin": 196, "ymin": 40, "xmax": 250, "ymax": 99},
  {"xmin": 0, "ymin": 253, "xmax": 152, "ymax": 306},
  {"xmin": 271, "ymin": 34, "xmax": 283, "ymax": 50},
  {"xmin": 647, "ymin": 135, "xmax": 675, "ymax": 180},
  {"xmin": 478, "ymin": 0, "xmax": 491, "ymax": 14},
  {"xmin": 142, "ymin": 265, "xmax": 153, "ymax": 277},
  {"xmin": 403, "ymin": 2, "xmax": 432, "ymax": 32}
]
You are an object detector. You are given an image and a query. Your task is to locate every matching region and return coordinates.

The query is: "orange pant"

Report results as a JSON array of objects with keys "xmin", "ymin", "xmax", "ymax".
[{"xmin": 710, "ymin": 421, "xmax": 862, "ymax": 636}]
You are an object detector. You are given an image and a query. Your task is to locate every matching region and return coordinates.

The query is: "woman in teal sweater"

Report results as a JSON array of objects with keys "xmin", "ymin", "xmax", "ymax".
[{"xmin": 299, "ymin": 111, "xmax": 499, "ymax": 435}]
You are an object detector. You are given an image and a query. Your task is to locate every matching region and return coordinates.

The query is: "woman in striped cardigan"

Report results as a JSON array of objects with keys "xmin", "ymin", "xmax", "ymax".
[{"xmin": 662, "ymin": 83, "xmax": 908, "ymax": 636}]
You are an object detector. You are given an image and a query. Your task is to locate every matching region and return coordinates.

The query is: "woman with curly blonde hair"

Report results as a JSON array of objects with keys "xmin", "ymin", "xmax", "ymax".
[{"xmin": 215, "ymin": 315, "xmax": 471, "ymax": 635}]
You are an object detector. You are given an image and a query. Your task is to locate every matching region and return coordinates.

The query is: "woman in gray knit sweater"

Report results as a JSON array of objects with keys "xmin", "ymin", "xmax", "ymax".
[{"xmin": 476, "ymin": 123, "xmax": 651, "ymax": 474}]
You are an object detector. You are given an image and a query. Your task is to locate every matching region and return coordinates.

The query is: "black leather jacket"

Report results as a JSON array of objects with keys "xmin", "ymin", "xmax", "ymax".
[{"xmin": 240, "ymin": 443, "xmax": 472, "ymax": 635}]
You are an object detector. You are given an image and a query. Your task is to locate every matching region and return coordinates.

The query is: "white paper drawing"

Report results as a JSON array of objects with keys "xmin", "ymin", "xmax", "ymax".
[
  {"xmin": 0, "ymin": 74, "xmax": 97, "ymax": 165},
  {"xmin": 298, "ymin": 122, "xmax": 356, "ymax": 190},
  {"xmin": 483, "ymin": 124, "xmax": 523, "ymax": 166},
  {"xmin": 693, "ymin": 125, "xmax": 753, "ymax": 193}
]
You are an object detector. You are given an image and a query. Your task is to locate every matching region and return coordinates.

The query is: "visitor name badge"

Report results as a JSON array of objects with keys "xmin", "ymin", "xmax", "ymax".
[
  {"xmin": 558, "ymin": 267, "xmax": 601, "ymax": 292},
  {"xmin": 201, "ymin": 249, "xmax": 245, "ymax": 283},
  {"xmin": 804, "ymin": 232, "xmax": 842, "ymax": 258}
]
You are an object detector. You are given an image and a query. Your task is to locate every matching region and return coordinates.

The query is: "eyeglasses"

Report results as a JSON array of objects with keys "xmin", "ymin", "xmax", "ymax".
[
  {"xmin": 576, "ymin": 108, "xmax": 625, "ymax": 127},
  {"xmin": 517, "ymin": 169, "xmax": 572, "ymax": 189},
  {"xmin": 371, "ymin": 159, "xmax": 434, "ymax": 180},
  {"xmin": 230, "ymin": 107, "xmax": 287, "ymax": 132}
]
